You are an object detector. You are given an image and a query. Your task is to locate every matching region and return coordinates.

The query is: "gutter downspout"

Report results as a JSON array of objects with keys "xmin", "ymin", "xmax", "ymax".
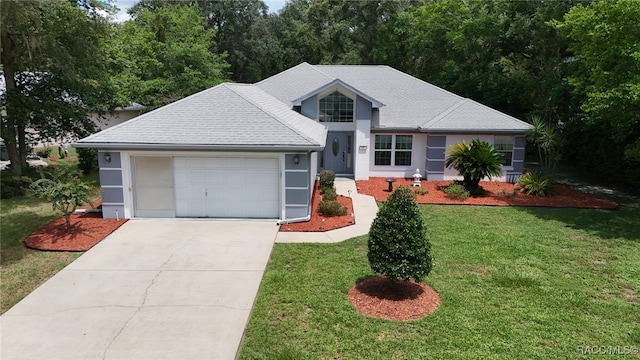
[{"xmin": 276, "ymin": 214, "xmax": 311, "ymax": 225}]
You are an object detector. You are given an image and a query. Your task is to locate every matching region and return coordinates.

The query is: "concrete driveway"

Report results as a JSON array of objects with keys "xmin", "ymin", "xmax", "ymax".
[{"xmin": 0, "ymin": 220, "xmax": 278, "ymax": 360}]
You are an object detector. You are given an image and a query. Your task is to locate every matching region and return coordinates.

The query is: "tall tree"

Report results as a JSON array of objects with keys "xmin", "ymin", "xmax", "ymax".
[
  {"xmin": 554, "ymin": 0, "xmax": 640, "ymax": 184},
  {"xmin": 1, "ymin": 0, "xmax": 118, "ymax": 176},
  {"xmin": 195, "ymin": 0, "xmax": 270, "ymax": 82},
  {"xmin": 375, "ymin": 0, "xmax": 579, "ymax": 122},
  {"xmin": 119, "ymin": 4, "xmax": 229, "ymax": 108}
]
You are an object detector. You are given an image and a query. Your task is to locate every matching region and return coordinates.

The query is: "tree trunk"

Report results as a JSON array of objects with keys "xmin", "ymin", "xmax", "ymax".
[
  {"xmin": 1, "ymin": 4, "xmax": 25, "ymax": 176},
  {"xmin": 64, "ymin": 212, "xmax": 72, "ymax": 232}
]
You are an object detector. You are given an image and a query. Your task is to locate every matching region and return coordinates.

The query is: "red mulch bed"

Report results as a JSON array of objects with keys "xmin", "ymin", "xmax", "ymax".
[
  {"xmin": 356, "ymin": 177, "xmax": 619, "ymax": 209},
  {"xmin": 348, "ymin": 276, "xmax": 441, "ymax": 321},
  {"xmin": 23, "ymin": 212, "xmax": 128, "ymax": 252},
  {"xmin": 279, "ymin": 182, "xmax": 355, "ymax": 232}
]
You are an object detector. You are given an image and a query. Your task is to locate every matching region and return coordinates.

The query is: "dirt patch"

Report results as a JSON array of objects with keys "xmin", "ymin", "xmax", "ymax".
[
  {"xmin": 23, "ymin": 212, "xmax": 128, "ymax": 251},
  {"xmin": 356, "ymin": 178, "xmax": 619, "ymax": 209},
  {"xmin": 279, "ymin": 182, "xmax": 355, "ymax": 232},
  {"xmin": 348, "ymin": 276, "xmax": 441, "ymax": 321}
]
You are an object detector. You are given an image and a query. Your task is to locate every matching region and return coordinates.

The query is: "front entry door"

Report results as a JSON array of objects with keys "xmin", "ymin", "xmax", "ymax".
[{"xmin": 323, "ymin": 132, "xmax": 353, "ymax": 175}]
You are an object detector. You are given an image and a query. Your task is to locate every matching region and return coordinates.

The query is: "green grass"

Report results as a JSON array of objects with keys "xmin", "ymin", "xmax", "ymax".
[
  {"xmin": 0, "ymin": 167, "xmax": 100, "ymax": 314},
  {"xmin": 239, "ymin": 205, "xmax": 640, "ymax": 359}
]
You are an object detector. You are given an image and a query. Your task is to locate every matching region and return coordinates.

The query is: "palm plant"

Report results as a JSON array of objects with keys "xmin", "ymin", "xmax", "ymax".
[
  {"xmin": 444, "ymin": 139, "xmax": 504, "ymax": 191},
  {"xmin": 527, "ymin": 116, "xmax": 562, "ymax": 171}
]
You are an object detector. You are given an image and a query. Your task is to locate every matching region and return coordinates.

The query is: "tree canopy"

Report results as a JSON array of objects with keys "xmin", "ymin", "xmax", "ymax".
[
  {"xmin": 2, "ymin": 0, "xmax": 637, "ymax": 186},
  {"xmin": 1, "ymin": 0, "xmax": 118, "ymax": 175},
  {"xmin": 117, "ymin": 3, "xmax": 229, "ymax": 109},
  {"xmin": 554, "ymin": 0, "xmax": 640, "ymax": 184}
]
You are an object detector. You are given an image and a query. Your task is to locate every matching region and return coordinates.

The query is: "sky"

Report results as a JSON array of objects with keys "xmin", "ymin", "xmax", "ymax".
[{"xmin": 113, "ymin": 0, "xmax": 287, "ymax": 22}]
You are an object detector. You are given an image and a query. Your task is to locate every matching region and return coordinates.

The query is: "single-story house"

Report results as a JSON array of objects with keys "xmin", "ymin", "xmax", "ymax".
[{"xmin": 74, "ymin": 63, "xmax": 532, "ymax": 222}]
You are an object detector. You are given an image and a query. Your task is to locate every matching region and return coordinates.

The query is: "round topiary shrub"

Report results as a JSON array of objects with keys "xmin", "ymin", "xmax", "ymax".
[
  {"xmin": 368, "ymin": 186, "xmax": 432, "ymax": 282},
  {"xmin": 319, "ymin": 170, "xmax": 335, "ymax": 191},
  {"xmin": 318, "ymin": 199, "xmax": 347, "ymax": 217},
  {"xmin": 322, "ymin": 187, "xmax": 337, "ymax": 201}
]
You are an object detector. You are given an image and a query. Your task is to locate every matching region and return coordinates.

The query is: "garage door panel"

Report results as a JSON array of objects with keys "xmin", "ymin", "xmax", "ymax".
[
  {"xmin": 244, "ymin": 187, "xmax": 277, "ymax": 201},
  {"xmin": 206, "ymin": 170, "xmax": 226, "ymax": 183},
  {"xmin": 174, "ymin": 157, "xmax": 280, "ymax": 218},
  {"xmin": 134, "ymin": 157, "xmax": 175, "ymax": 217}
]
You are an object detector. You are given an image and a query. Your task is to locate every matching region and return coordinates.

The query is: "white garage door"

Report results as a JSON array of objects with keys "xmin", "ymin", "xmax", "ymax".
[{"xmin": 174, "ymin": 157, "xmax": 280, "ymax": 218}]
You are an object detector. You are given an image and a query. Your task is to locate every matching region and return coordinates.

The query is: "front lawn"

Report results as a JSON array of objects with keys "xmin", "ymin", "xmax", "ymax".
[
  {"xmin": 0, "ymin": 196, "xmax": 82, "ymax": 313},
  {"xmin": 0, "ymin": 169, "xmax": 100, "ymax": 314},
  {"xmin": 239, "ymin": 205, "xmax": 640, "ymax": 359}
]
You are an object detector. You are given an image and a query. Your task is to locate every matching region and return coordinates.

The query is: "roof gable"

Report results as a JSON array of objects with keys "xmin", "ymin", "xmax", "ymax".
[
  {"xmin": 257, "ymin": 64, "xmax": 532, "ymax": 133},
  {"xmin": 75, "ymin": 83, "xmax": 327, "ymax": 150},
  {"xmin": 290, "ymin": 78, "xmax": 383, "ymax": 108}
]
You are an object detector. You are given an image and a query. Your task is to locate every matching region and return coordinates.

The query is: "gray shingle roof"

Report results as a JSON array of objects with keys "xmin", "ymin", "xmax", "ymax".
[
  {"xmin": 257, "ymin": 63, "xmax": 532, "ymax": 133},
  {"xmin": 75, "ymin": 83, "xmax": 327, "ymax": 150}
]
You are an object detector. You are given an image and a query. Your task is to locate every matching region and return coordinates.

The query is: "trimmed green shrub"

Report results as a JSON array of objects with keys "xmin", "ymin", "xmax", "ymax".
[
  {"xmin": 517, "ymin": 170, "xmax": 555, "ymax": 196},
  {"xmin": 319, "ymin": 170, "xmax": 335, "ymax": 190},
  {"xmin": 368, "ymin": 186, "xmax": 432, "ymax": 282},
  {"xmin": 444, "ymin": 183, "xmax": 470, "ymax": 200},
  {"xmin": 414, "ymin": 188, "xmax": 429, "ymax": 195},
  {"xmin": 318, "ymin": 199, "xmax": 347, "ymax": 217},
  {"xmin": 77, "ymin": 148, "xmax": 98, "ymax": 175},
  {"xmin": 322, "ymin": 187, "xmax": 337, "ymax": 201}
]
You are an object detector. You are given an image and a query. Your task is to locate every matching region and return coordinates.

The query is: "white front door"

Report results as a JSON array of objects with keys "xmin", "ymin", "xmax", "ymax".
[{"xmin": 173, "ymin": 157, "xmax": 280, "ymax": 218}]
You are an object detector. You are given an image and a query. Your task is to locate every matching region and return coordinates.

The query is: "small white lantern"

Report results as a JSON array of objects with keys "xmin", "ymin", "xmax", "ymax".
[{"xmin": 412, "ymin": 168, "xmax": 422, "ymax": 187}]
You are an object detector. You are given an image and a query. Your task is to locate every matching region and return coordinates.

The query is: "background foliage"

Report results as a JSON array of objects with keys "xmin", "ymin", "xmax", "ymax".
[{"xmin": 2, "ymin": 0, "xmax": 638, "ymax": 186}]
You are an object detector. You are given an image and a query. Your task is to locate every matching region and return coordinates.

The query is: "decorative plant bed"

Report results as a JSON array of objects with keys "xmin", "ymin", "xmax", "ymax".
[
  {"xmin": 279, "ymin": 182, "xmax": 355, "ymax": 232},
  {"xmin": 356, "ymin": 178, "xmax": 618, "ymax": 209},
  {"xmin": 23, "ymin": 212, "xmax": 127, "ymax": 251}
]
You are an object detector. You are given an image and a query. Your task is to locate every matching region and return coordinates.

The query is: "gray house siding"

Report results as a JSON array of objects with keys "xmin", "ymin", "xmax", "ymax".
[
  {"xmin": 426, "ymin": 135, "xmax": 447, "ymax": 180},
  {"xmin": 301, "ymin": 95, "xmax": 318, "ymax": 120},
  {"xmin": 355, "ymin": 95, "xmax": 371, "ymax": 121},
  {"xmin": 98, "ymin": 151, "xmax": 125, "ymax": 219},
  {"xmin": 284, "ymin": 153, "xmax": 312, "ymax": 220}
]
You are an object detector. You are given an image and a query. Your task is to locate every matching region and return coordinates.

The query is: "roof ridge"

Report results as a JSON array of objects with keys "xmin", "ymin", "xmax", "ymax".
[
  {"xmin": 421, "ymin": 99, "xmax": 468, "ymax": 129},
  {"xmin": 308, "ymin": 64, "xmax": 337, "ymax": 81},
  {"xmin": 380, "ymin": 65, "xmax": 465, "ymax": 101},
  {"xmin": 224, "ymin": 84, "xmax": 320, "ymax": 146}
]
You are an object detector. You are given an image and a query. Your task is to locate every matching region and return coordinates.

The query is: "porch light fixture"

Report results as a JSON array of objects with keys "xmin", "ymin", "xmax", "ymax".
[
  {"xmin": 104, "ymin": 153, "xmax": 112, "ymax": 163},
  {"xmin": 293, "ymin": 154, "xmax": 300, "ymax": 165}
]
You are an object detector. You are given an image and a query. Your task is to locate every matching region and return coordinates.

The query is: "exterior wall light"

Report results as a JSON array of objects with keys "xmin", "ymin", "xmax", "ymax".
[
  {"xmin": 293, "ymin": 154, "xmax": 300, "ymax": 165},
  {"xmin": 104, "ymin": 153, "xmax": 112, "ymax": 163}
]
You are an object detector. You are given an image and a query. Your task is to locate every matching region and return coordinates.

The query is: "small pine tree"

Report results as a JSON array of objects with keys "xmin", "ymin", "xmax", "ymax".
[{"xmin": 367, "ymin": 186, "xmax": 432, "ymax": 282}]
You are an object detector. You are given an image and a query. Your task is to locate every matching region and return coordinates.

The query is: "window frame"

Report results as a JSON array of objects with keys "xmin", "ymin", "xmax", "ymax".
[
  {"xmin": 318, "ymin": 91, "xmax": 354, "ymax": 123},
  {"xmin": 374, "ymin": 134, "xmax": 413, "ymax": 167},
  {"xmin": 494, "ymin": 136, "xmax": 514, "ymax": 168}
]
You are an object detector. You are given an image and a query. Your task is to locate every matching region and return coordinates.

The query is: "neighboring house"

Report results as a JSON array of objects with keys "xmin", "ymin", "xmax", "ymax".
[
  {"xmin": 74, "ymin": 63, "xmax": 532, "ymax": 221},
  {"xmin": 1, "ymin": 71, "xmax": 144, "ymax": 148},
  {"xmin": 92, "ymin": 103, "xmax": 146, "ymax": 131}
]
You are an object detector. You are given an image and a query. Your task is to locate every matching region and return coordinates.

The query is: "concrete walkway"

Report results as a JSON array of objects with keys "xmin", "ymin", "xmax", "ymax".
[
  {"xmin": 276, "ymin": 178, "xmax": 378, "ymax": 243},
  {"xmin": 0, "ymin": 220, "xmax": 278, "ymax": 360}
]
